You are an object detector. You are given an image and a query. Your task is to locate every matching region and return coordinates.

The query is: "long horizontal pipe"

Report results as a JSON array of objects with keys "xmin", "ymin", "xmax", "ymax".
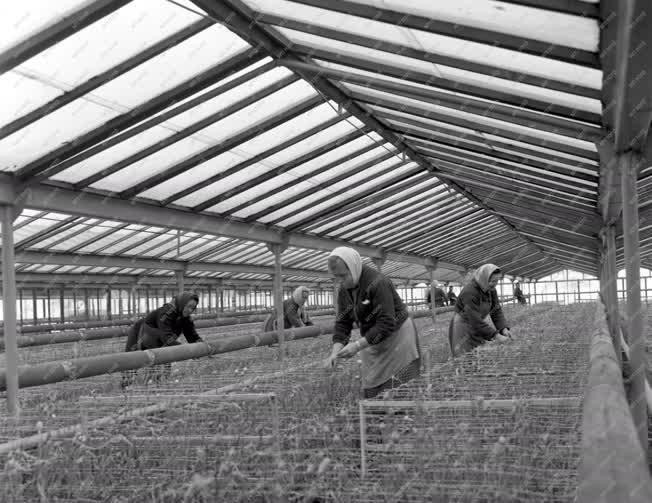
[
  {"xmin": 0, "ymin": 307, "xmax": 325, "ymax": 334},
  {"xmin": 0, "ymin": 309, "xmax": 336, "ymax": 349},
  {"xmin": 0, "ymin": 307, "xmax": 455, "ymax": 391}
]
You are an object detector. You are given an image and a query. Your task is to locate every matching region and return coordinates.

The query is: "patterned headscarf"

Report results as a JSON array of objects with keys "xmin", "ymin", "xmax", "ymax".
[{"xmin": 473, "ymin": 264, "xmax": 501, "ymax": 292}]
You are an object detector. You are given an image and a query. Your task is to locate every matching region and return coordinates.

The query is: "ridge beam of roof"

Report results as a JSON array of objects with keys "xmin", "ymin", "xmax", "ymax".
[
  {"xmin": 0, "ymin": 0, "xmax": 132, "ymax": 76},
  {"xmin": 194, "ymin": 0, "xmax": 557, "ymax": 279},
  {"xmin": 0, "ymin": 178, "xmax": 464, "ymax": 273}
]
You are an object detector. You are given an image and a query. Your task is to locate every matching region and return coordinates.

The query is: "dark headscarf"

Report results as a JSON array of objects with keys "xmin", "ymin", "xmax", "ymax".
[{"xmin": 174, "ymin": 291, "xmax": 199, "ymax": 316}]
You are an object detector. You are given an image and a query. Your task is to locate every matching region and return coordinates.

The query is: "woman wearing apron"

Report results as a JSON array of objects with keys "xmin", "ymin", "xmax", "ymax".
[
  {"xmin": 448, "ymin": 264, "xmax": 511, "ymax": 357},
  {"xmin": 325, "ymin": 247, "xmax": 421, "ymax": 398}
]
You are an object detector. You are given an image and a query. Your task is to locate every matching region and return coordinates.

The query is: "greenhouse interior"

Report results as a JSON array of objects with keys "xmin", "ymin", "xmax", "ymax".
[{"xmin": 0, "ymin": 0, "xmax": 651, "ymax": 501}]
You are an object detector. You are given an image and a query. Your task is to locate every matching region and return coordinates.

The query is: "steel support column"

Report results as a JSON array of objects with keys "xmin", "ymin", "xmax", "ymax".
[
  {"xmin": 269, "ymin": 242, "xmax": 287, "ymax": 361},
  {"xmin": 620, "ymin": 151, "xmax": 647, "ymax": 452},
  {"xmin": 1, "ymin": 205, "xmax": 19, "ymax": 415}
]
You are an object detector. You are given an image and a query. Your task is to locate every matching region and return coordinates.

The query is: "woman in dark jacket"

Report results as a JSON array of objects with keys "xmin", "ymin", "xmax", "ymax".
[
  {"xmin": 122, "ymin": 292, "xmax": 203, "ymax": 387},
  {"xmin": 513, "ymin": 281, "xmax": 528, "ymax": 305},
  {"xmin": 325, "ymin": 247, "xmax": 420, "ymax": 398},
  {"xmin": 124, "ymin": 291, "xmax": 203, "ymax": 351},
  {"xmin": 449, "ymin": 264, "xmax": 511, "ymax": 357}
]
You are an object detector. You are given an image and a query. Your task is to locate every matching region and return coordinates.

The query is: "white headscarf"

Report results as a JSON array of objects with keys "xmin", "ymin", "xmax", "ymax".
[
  {"xmin": 473, "ymin": 263, "xmax": 501, "ymax": 292},
  {"xmin": 329, "ymin": 246, "xmax": 363, "ymax": 286},
  {"xmin": 293, "ymin": 286, "xmax": 309, "ymax": 305}
]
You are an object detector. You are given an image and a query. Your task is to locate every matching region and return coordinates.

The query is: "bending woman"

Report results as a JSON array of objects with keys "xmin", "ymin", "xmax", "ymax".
[
  {"xmin": 262, "ymin": 286, "xmax": 314, "ymax": 332},
  {"xmin": 449, "ymin": 264, "xmax": 511, "ymax": 357},
  {"xmin": 122, "ymin": 292, "xmax": 203, "ymax": 386},
  {"xmin": 125, "ymin": 291, "xmax": 203, "ymax": 352},
  {"xmin": 325, "ymin": 247, "xmax": 421, "ymax": 398}
]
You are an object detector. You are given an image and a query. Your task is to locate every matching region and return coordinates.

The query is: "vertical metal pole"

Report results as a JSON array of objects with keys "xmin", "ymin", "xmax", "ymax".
[
  {"xmin": 272, "ymin": 244, "xmax": 285, "ymax": 362},
  {"xmin": 533, "ymin": 282, "xmax": 537, "ymax": 305},
  {"xmin": 130, "ymin": 285, "xmax": 137, "ymax": 321},
  {"xmin": 604, "ymin": 225, "xmax": 621, "ymax": 363},
  {"xmin": 555, "ymin": 280, "xmax": 559, "ymax": 304},
  {"xmin": 32, "ymin": 289, "xmax": 37, "ymax": 325},
  {"xmin": 46, "ymin": 288, "xmax": 51, "ymax": 324},
  {"xmin": 18, "ymin": 288, "xmax": 23, "ymax": 326},
  {"xmin": 59, "ymin": 285, "xmax": 65, "ymax": 323},
  {"xmin": 1, "ymin": 205, "xmax": 19, "ymax": 415},
  {"xmin": 72, "ymin": 289, "xmax": 77, "ymax": 320},
  {"xmin": 175, "ymin": 270, "xmax": 184, "ymax": 295},
  {"xmin": 621, "ymin": 151, "xmax": 647, "ymax": 452},
  {"xmin": 428, "ymin": 271, "xmax": 436, "ymax": 325},
  {"xmin": 359, "ymin": 401, "xmax": 367, "ymax": 478},
  {"xmin": 106, "ymin": 287, "xmax": 112, "ymax": 321}
]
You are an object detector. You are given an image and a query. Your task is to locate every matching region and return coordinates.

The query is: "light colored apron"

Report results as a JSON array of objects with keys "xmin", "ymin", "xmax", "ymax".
[{"xmin": 360, "ymin": 317, "xmax": 420, "ymax": 389}]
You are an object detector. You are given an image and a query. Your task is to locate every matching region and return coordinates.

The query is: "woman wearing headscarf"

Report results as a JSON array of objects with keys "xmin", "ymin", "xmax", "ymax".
[
  {"xmin": 448, "ymin": 264, "xmax": 511, "ymax": 357},
  {"xmin": 513, "ymin": 281, "xmax": 528, "ymax": 305},
  {"xmin": 262, "ymin": 286, "xmax": 314, "ymax": 332},
  {"xmin": 325, "ymin": 247, "xmax": 421, "ymax": 398},
  {"xmin": 122, "ymin": 292, "xmax": 203, "ymax": 386}
]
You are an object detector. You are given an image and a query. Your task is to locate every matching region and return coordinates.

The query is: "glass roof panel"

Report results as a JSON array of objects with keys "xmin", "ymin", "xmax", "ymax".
[
  {"xmin": 27, "ymin": 224, "xmax": 89, "ymax": 249},
  {"xmin": 71, "ymin": 228, "xmax": 135, "ymax": 254},
  {"xmin": 314, "ymin": 183, "xmax": 451, "ymax": 235},
  {"xmin": 343, "ymin": 0, "xmax": 599, "ymax": 50},
  {"xmin": 345, "ymin": 84, "xmax": 598, "ymax": 151},
  {"xmin": 266, "ymin": 163, "xmax": 419, "ymax": 226},
  {"xmin": 207, "ymin": 136, "xmax": 385, "ymax": 214},
  {"xmin": 54, "ymin": 66, "xmax": 294, "ymax": 184},
  {"xmin": 82, "ymin": 24, "xmax": 249, "ymax": 110},
  {"xmin": 0, "ymin": 24, "xmax": 249, "ymax": 169},
  {"xmin": 245, "ymin": 0, "xmax": 600, "ymax": 87},
  {"xmin": 121, "ymin": 234, "xmax": 186, "ymax": 257},
  {"xmin": 170, "ymin": 104, "xmax": 346, "ymax": 207},
  {"xmin": 275, "ymin": 27, "xmax": 601, "ymax": 114},
  {"xmin": 226, "ymin": 151, "xmax": 401, "ymax": 218},
  {"xmin": 0, "ymin": 0, "xmax": 89, "ymax": 53},
  {"xmin": 99, "ymin": 233, "xmax": 162, "ymax": 255},
  {"xmin": 0, "ymin": 76, "xmax": 61, "ymax": 146},
  {"xmin": 401, "ymin": 132, "xmax": 599, "ymax": 183},
  {"xmin": 144, "ymin": 111, "xmax": 357, "ymax": 202},
  {"xmin": 1, "ymin": 0, "xmax": 202, "ymax": 121},
  {"xmin": 91, "ymin": 80, "xmax": 318, "ymax": 193},
  {"xmin": 371, "ymin": 104, "xmax": 600, "ymax": 165}
]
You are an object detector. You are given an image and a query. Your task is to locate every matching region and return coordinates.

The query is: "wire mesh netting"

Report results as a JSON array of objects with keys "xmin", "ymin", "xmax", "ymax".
[{"xmin": 0, "ymin": 303, "xmax": 593, "ymax": 502}]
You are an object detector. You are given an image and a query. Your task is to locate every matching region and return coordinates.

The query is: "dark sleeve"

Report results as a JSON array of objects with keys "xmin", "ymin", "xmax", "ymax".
[
  {"xmin": 458, "ymin": 289, "xmax": 499, "ymax": 340},
  {"xmin": 333, "ymin": 289, "xmax": 354, "ymax": 345},
  {"xmin": 489, "ymin": 290, "xmax": 508, "ymax": 332},
  {"xmin": 363, "ymin": 278, "xmax": 398, "ymax": 345},
  {"xmin": 284, "ymin": 300, "xmax": 304, "ymax": 328},
  {"xmin": 303, "ymin": 310, "xmax": 314, "ymax": 326},
  {"xmin": 182, "ymin": 318, "xmax": 202, "ymax": 343},
  {"xmin": 155, "ymin": 304, "xmax": 181, "ymax": 346}
]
